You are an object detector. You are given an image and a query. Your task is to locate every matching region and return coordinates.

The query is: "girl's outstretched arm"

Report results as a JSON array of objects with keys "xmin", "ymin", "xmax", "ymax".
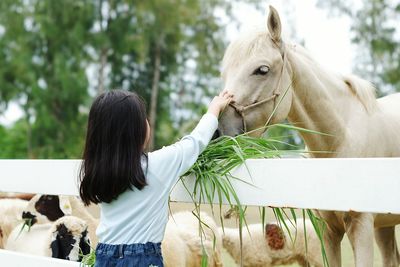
[{"xmin": 148, "ymin": 91, "xmax": 233, "ymax": 190}]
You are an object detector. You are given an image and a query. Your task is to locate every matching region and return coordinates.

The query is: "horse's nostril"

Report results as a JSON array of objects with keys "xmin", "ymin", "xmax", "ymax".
[{"xmin": 212, "ymin": 129, "xmax": 221, "ymax": 140}]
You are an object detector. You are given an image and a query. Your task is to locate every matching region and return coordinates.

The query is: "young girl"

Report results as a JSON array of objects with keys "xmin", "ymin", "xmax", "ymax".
[{"xmin": 79, "ymin": 89, "xmax": 233, "ymax": 267}]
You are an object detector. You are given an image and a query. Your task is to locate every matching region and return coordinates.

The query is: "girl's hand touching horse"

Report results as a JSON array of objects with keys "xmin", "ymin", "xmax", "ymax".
[{"xmin": 208, "ymin": 90, "xmax": 234, "ymax": 117}]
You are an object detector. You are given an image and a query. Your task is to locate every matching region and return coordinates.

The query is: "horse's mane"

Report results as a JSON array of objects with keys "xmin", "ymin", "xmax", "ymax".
[
  {"xmin": 293, "ymin": 44, "xmax": 378, "ymax": 113},
  {"xmin": 222, "ymin": 29, "xmax": 378, "ymax": 113},
  {"xmin": 343, "ymin": 74, "xmax": 377, "ymax": 113}
]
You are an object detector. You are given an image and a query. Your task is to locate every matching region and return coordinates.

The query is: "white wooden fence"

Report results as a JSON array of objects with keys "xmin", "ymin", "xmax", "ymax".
[{"xmin": 1, "ymin": 158, "xmax": 400, "ymax": 266}]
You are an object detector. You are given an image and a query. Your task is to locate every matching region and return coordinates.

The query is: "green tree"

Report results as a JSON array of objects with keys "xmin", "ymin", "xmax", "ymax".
[
  {"xmin": 0, "ymin": 0, "xmax": 252, "ymax": 157},
  {"xmin": 0, "ymin": 0, "xmax": 95, "ymax": 158},
  {"xmin": 91, "ymin": 0, "xmax": 235, "ymax": 149},
  {"xmin": 318, "ymin": 0, "xmax": 400, "ymax": 95}
]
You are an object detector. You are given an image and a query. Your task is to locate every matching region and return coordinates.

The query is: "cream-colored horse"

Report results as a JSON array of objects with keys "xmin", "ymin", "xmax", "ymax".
[{"xmin": 218, "ymin": 6, "xmax": 400, "ymax": 267}]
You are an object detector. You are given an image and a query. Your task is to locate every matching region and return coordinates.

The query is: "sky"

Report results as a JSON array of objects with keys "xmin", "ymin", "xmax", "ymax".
[
  {"xmin": 0, "ymin": 0, "xmax": 356, "ymax": 126},
  {"xmin": 224, "ymin": 0, "xmax": 354, "ymax": 73}
]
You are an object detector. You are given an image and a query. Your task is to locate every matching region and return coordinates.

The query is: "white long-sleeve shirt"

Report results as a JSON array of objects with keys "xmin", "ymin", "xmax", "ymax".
[{"xmin": 96, "ymin": 113, "xmax": 218, "ymax": 244}]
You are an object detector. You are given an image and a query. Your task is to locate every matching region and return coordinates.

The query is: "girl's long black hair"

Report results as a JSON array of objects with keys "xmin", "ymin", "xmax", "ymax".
[{"xmin": 79, "ymin": 90, "xmax": 148, "ymax": 205}]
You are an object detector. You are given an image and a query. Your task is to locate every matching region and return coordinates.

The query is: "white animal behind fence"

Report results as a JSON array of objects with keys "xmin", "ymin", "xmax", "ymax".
[{"xmin": 0, "ymin": 159, "xmax": 399, "ymax": 266}]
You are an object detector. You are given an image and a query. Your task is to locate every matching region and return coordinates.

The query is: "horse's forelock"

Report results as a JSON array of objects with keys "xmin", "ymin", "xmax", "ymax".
[{"xmin": 222, "ymin": 30, "xmax": 271, "ymax": 74}]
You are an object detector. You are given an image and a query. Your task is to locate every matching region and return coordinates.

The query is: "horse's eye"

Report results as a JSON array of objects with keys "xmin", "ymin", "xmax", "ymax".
[{"xmin": 252, "ymin": 65, "xmax": 270, "ymax": 75}]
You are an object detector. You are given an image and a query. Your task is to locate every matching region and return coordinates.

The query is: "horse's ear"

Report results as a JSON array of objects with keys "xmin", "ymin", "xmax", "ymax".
[{"xmin": 267, "ymin": 6, "xmax": 282, "ymax": 44}]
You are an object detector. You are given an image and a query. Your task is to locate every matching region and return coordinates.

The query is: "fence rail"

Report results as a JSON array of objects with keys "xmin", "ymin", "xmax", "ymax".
[
  {"xmin": 1, "ymin": 158, "xmax": 399, "ymax": 266},
  {"xmin": 0, "ymin": 249, "xmax": 79, "ymax": 267}
]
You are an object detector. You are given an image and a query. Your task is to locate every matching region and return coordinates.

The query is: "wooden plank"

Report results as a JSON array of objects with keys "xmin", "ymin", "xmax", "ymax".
[
  {"xmin": 171, "ymin": 158, "xmax": 400, "ymax": 214},
  {"xmin": 1, "ymin": 159, "xmax": 400, "ymax": 214},
  {"xmin": 0, "ymin": 249, "xmax": 79, "ymax": 267},
  {"xmin": 0, "ymin": 160, "xmax": 80, "ymax": 196}
]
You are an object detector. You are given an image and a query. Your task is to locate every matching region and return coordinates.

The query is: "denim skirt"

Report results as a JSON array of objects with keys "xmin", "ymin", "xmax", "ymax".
[{"xmin": 95, "ymin": 242, "xmax": 164, "ymax": 267}]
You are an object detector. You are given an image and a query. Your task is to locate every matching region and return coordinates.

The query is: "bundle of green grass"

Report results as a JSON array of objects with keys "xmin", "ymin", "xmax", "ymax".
[
  {"xmin": 180, "ymin": 124, "xmax": 306, "ymax": 213},
  {"xmin": 179, "ymin": 126, "xmax": 328, "ymax": 266}
]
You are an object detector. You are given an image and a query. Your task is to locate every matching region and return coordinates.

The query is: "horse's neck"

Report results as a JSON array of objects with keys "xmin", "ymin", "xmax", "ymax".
[{"xmin": 286, "ymin": 47, "xmax": 366, "ymax": 157}]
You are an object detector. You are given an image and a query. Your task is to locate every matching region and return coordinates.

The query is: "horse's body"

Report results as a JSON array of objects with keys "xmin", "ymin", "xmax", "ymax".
[
  {"xmin": 218, "ymin": 6, "xmax": 400, "ymax": 267},
  {"xmin": 286, "ymin": 47, "xmax": 400, "ymax": 159},
  {"xmin": 286, "ymin": 41, "xmax": 400, "ymax": 267}
]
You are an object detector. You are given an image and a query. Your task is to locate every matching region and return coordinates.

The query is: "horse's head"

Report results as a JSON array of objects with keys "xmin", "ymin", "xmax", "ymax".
[{"xmin": 218, "ymin": 6, "xmax": 293, "ymax": 137}]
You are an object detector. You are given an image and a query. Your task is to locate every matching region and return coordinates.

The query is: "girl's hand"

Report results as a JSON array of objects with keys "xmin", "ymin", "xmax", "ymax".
[{"xmin": 208, "ymin": 90, "xmax": 234, "ymax": 117}]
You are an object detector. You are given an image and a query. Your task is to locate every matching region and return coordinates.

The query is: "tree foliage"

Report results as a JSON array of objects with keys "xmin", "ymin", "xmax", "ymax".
[
  {"xmin": 0, "ymin": 0, "xmax": 246, "ymax": 158},
  {"xmin": 0, "ymin": 0, "xmax": 94, "ymax": 158},
  {"xmin": 318, "ymin": 0, "xmax": 400, "ymax": 95}
]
